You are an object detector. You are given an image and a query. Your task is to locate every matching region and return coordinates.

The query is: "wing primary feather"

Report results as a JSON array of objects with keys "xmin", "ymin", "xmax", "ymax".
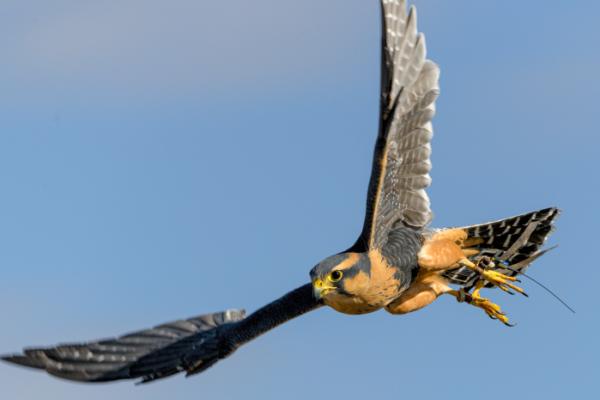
[
  {"xmin": 352, "ymin": 0, "xmax": 439, "ymax": 252},
  {"xmin": 1, "ymin": 284, "xmax": 321, "ymax": 384}
]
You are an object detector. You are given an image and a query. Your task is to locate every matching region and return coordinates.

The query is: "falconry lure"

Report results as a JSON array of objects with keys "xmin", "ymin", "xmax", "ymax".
[{"xmin": 2, "ymin": 0, "xmax": 559, "ymax": 384}]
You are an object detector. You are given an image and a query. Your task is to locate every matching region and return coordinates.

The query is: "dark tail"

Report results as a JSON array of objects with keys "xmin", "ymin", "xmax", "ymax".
[{"xmin": 442, "ymin": 207, "xmax": 560, "ymax": 290}]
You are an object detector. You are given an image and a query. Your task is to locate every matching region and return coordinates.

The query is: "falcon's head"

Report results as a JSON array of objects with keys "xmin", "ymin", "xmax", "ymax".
[{"xmin": 310, "ymin": 253, "xmax": 378, "ymax": 315}]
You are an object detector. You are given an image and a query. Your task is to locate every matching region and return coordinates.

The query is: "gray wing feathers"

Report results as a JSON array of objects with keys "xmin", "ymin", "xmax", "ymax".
[
  {"xmin": 2, "ymin": 284, "xmax": 321, "ymax": 385},
  {"xmin": 1, "ymin": 310, "xmax": 245, "ymax": 383},
  {"xmin": 372, "ymin": 0, "xmax": 439, "ymax": 249},
  {"xmin": 385, "ymin": 3, "xmax": 424, "ymax": 108}
]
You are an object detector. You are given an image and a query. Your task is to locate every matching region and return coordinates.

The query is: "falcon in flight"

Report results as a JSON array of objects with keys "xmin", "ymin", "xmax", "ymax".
[{"xmin": 2, "ymin": 0, "xmax": 559, "ymax": 384}]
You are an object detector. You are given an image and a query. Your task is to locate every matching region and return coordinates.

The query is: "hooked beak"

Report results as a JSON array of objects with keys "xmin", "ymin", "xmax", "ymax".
[{"xmin": 312, "ymin": 278, "xmax": 336, "ymax": 299}]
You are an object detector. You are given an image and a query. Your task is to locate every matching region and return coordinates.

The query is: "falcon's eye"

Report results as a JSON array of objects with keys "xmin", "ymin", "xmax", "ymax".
[{"xmin": 328, "ymin": 270, "xmax": 343, "ymax": 282}]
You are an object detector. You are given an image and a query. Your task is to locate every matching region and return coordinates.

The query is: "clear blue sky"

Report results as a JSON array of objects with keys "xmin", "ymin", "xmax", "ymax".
[{"xmin": 1, "ymin": 0, "xmax": 598, "ymax": 398}]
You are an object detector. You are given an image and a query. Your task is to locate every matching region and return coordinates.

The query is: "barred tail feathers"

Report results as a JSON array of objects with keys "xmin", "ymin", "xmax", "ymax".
[{"xmin": 442, "ymin": 207, "xmax": 560, "ymax": 289}]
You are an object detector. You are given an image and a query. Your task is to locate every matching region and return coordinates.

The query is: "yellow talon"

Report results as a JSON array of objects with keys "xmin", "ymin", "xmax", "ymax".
[
  {"xmin": 481, "ymin": 270, "xmax": 527, "ymax": 296},
  {"xmin": 448, "ymin": 283, "xmax": 514, "ymax": 326},
  {"xmin": 459, "ymin": 258, "xmax": 528, "ymax": 297},
  {"xmin": 470, "ymin": 290, "xmax": 512, "ymax": 326}
]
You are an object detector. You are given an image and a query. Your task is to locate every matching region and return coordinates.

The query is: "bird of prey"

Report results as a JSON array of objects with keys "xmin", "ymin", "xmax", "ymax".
[{"xmin": 2, "ymin": 0, "xmax": 559, "ymax": 384}]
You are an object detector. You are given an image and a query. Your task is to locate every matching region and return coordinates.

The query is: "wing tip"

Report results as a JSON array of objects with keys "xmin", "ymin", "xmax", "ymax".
[
  {"xmin": 408, "ymin": 4, "xmax": 416, "ymax": 18},
  {"xmin": 1, "ymin": 353, "xmax": 47, "ymax": 370}
]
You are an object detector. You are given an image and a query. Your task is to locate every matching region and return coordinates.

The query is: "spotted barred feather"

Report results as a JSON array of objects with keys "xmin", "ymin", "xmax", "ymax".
[{"xmin": 442, "ymin": 207, "xmax": 560, "ymax": 290}]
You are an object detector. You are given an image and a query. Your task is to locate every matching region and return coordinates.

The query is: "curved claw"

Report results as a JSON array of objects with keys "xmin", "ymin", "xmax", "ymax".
[
  {"xmin": 447, "ymin": 288, "xmax": 515, "ymax": 327},
  {"xmin": 470, "ymin": 294, "xmax": 513, "ymax": 327},
  {"xmin": 481, "ymin": 270, "xmax": 528, "ymax": 297}
]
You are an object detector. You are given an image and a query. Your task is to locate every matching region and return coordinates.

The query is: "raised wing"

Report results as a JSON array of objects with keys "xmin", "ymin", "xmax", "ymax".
[{"xmin": 352, "ymin": 0, "xmax": 440, "ymax": 251}]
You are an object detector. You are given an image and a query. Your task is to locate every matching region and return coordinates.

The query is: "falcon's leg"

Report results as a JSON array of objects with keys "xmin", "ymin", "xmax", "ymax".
[
  {"xmin": 447, "ymin": 281, "xmax": 513, "ymax": 326},
  {"xmin": 385, "ymin": 273, "xmax": 451, "ymax": 315},
  {"xmin": 458, "ymin": 257, "xmax": 527, "ymax": 296}
]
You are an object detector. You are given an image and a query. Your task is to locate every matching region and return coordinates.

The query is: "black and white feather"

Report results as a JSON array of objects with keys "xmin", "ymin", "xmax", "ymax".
[{"xmin": 443, "ymin": 207, "xmax": 560, "ymax": 290}]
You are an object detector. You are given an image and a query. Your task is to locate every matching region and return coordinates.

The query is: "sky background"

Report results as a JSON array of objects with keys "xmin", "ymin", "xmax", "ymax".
[{"xmin": 1, "ymin": 0, "xmax": 598, "ymax": 398}]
